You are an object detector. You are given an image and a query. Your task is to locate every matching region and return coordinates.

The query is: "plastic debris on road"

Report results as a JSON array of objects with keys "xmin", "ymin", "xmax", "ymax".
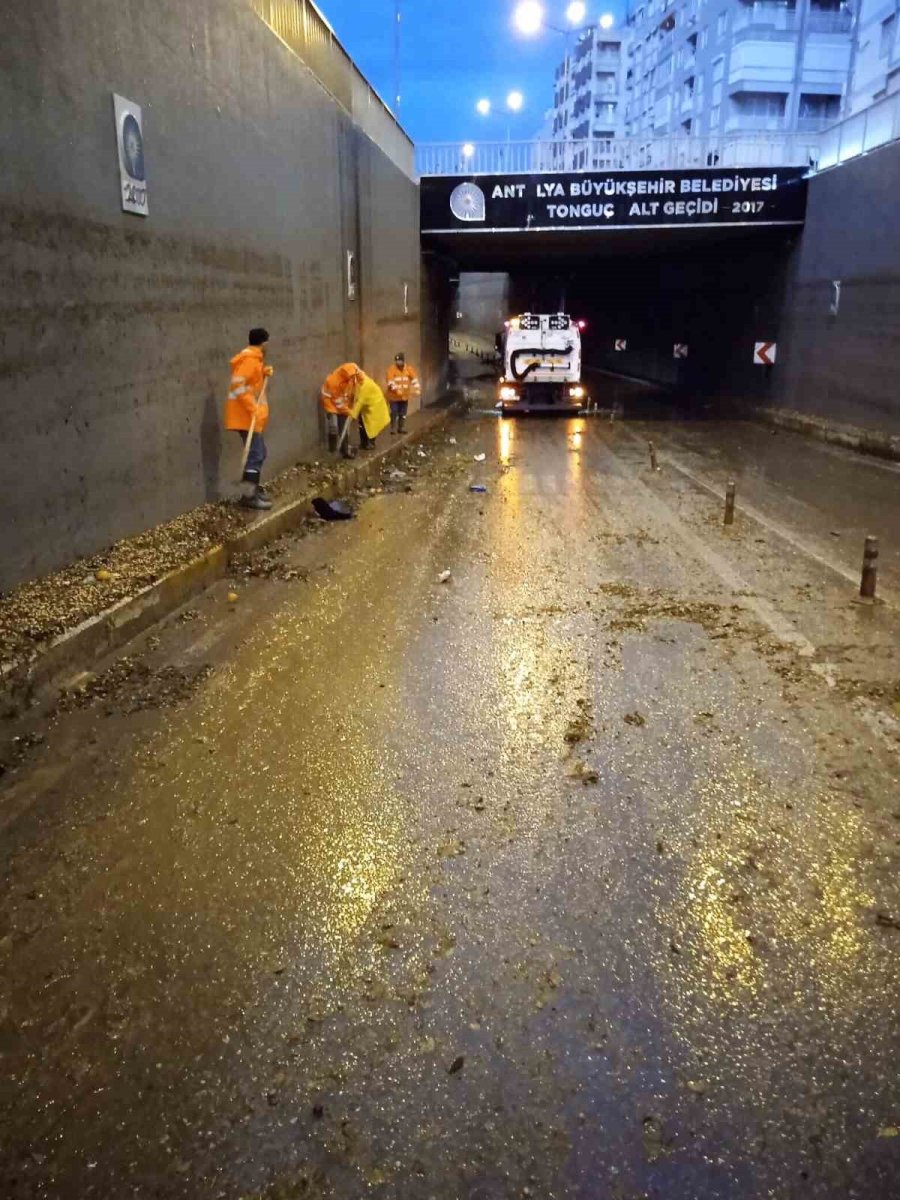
[
  {"xmin": 469, "ymin": 485, "xmax": 488, "ymax": 494},
  {"xmin": 311, "ymin": 497, "xmax": 354, "ymax": 522},
  {"xmin": 473, "ymin": 453, "xmax": 486, "ymax": 462},
  {"xmin": 437, "ymin": 570, "xmax": 452, "ymax": 584}
]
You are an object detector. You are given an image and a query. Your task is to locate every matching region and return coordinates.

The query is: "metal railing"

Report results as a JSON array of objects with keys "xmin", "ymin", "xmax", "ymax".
[
  {"xmin": 416, "ymin": 133, "xmax": 821, "ymax": 177},
  {"xmin": 816, "ymin": 88, "xmax": 900, "ymax": 170},
  {"xmin": 418, "ymin": 92, "xmax": 900, "ymax": 181}
]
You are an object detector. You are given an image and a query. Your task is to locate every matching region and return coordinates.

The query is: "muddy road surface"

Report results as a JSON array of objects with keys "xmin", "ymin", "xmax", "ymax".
[{"xmin": 1, "ymin": 403, "xmax": 899, "ymax": 1199}]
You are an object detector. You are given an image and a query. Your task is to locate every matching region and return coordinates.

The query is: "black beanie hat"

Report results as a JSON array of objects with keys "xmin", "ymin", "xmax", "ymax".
[{"xmin": 249, "ymin": 328, "xmax": 270, "ymax": 346}]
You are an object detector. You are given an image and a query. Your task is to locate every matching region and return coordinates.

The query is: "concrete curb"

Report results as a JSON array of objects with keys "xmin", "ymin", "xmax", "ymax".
[
  {"xmin": 1, "ymin": 404, "xmax": 460, "ymax": 714},
  {"xmin": 746, "ymin": 405, "xmax": 900, "ymax": 464}
]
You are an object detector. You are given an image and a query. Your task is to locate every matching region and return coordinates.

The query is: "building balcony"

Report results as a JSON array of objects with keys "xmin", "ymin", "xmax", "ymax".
[
  {"xmin": 723, "ymin": 111, "xmax": 837, "ymax": 133},
  {"xmin": 724, "ymin": 113, "xmax": 789, "ymax": 133},
  {"xmin": 733, "ymin": 4, "xmax": 852, "ymax": 40}
]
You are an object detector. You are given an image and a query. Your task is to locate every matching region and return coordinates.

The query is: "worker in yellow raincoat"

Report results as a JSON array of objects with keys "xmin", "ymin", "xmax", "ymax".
[{"xmin": 347, "ymin": 372, "xmax": 390, "ymax": 451}]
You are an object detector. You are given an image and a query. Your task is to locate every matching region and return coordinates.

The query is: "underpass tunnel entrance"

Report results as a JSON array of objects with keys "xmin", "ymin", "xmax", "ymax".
[{"xmin": 425, "ymin": 225, "xmax": 799, "ymax": 419}]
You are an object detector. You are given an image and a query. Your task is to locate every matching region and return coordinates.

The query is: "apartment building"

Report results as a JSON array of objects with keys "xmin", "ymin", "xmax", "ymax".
[
  {"xmin": 845, "ymin": 0, "xmax": 900, "ymax": 112},
  {"xmin": 544, "ymin": 24, "xmax": 631, "ymax": 162},
  {"xmin": 623, "ymin": 0, "xmax": 853, "ymax": 138}
]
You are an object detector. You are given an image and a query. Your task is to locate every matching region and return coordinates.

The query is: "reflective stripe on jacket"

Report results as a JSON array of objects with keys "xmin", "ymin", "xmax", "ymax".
[
  {"xmin": 386, "ymin": 363, "xmax": 421, "ymax": 401},
  {"xmin": 321, "ymin": 363, "xmax": 360, "ymax": 415},
  {"xmin": 225, "ymin": 346, "xmax": 269, "ymax": 432}
]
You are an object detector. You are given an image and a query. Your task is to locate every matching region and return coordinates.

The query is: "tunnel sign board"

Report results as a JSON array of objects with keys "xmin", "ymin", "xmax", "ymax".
[
  {"xmin": 754, "ymin": 341, "xmax": 777, "ymax": 365},
  {"xmin": 422, "ymin": 168, "xmax": 807, "ymax": 233},
  {"xmin": 113, "ymin": 94, "xmax": 148, "ymax": 217},
  {"xmin": 673, "ymin": 344, "xmax": 689, "ymax": 359},
  {"xmin": 615, "ymin": 339, "xmax": 627, "ymax": 351}
]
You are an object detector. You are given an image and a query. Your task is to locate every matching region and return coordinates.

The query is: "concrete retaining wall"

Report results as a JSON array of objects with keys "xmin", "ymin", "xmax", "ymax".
[
  {"xmin": 0, "ymin": 0, "xmax": 421, "ymax": 592},
  {"xmin": 772, "ymin": 140, "xmax": 900, "ymax": 438}
]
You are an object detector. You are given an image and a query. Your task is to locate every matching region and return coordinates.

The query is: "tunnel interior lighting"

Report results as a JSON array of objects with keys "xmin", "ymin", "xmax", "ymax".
[{"xmin": 513, "ymin": 1, "xmax": 544, "ymax": 35}]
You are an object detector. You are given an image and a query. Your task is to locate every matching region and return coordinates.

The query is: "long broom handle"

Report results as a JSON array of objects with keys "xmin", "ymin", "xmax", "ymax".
[
  {"xmin": 239, "ymin": 376, "xmax": 269, "ymax": 476},
  {"xmin": 336, "ymin": 413, "xmax": 351, "ymax": 454}
]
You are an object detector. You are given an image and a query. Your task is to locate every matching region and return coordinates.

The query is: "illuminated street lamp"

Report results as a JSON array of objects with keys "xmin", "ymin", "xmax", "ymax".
[
  {"xmin": 474, "ymin": 90, "xmax": 527, "ymax": 142},
  {"xmin": 461, "ymin": 142, "xmax": 476, "ymax": 159},
  {"xmin": 513, "ymin": 1, "xmax": 544, "ymax": 34},
  {"xmin": 513, "ymin": 1, "xmax": 614, "ymax": 35}
]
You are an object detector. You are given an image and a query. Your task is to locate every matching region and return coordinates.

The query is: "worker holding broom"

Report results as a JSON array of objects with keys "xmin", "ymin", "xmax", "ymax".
[
  {"xmin": 347, "ymin": 370, "xmax": 391, "ymax": 452},
  {"xmin": 320, "ymin": 362, "xmax": 362, "ymax": 457},
  {"xmin": 225, "ymin": 328, "xmax": 274, "ymax": 510}
]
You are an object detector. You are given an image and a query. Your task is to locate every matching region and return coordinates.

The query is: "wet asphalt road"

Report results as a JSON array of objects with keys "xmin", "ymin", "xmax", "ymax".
[{"xmin": 1, "ymin": 397, "xmax": 899, "ymax": 1199}]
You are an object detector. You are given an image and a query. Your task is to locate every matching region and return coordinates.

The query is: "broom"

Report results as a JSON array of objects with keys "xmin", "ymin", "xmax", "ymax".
[{"xmin": 239, "ymin": 376, "xmax": 269, "ymax": 479}]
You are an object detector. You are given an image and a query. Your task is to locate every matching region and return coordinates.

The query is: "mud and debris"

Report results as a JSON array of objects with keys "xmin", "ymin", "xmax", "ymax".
[
  {"xmin": 57, "ymin": 656, "xmax": 214, "ymax": 714},
  {"xmin": 0, "ymin": 386, "xmax": 898, "ymax": 1199},
  {"xmin": 0, "ymin": 414, "xmax": 454, "ymax": 680}
]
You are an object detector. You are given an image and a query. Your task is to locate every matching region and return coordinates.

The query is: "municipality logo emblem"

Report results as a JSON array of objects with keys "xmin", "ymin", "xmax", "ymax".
[{"xmin": 450, "ymin": 182, "xmax": 486, "ymax": 222}]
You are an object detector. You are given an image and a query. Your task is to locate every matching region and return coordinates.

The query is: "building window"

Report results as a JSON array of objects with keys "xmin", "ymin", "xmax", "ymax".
[
  {"xmin": 798, "ymin": 93, "xmax": 841, "ymax": 122},
  {"xmin": 709, "ymin": 104, "xmax": 721, "ymax": 130},
  {"xmin": 712, "ymin": 81, "xmax": 723, "ymax": 105},
  {"xmin": 736, "ymin": 92, "xmax": 786, "ymax": 117},
  {"xmin": 881, "ymin": 13, "xmax": 896, "ymax": 57},
  {"xmin": 712, "ymin": 55, "xmax": 724, "ymax": 83},
  {"xmin": 717, "ymin": 11, "xmax": 728, "ymax": 38}
]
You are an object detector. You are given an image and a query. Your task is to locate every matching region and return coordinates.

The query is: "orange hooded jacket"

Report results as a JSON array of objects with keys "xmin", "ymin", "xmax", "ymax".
[
  {"xmin": 386, "ymin": 362, "xmax": 421, "ymax": 401},
  {"xmin": 225, "ymin": 346, "xmax": 270, "ymax": 433},
  {"xmin": 321, "ymin": 363, "xmax": 361, "ymax": 415}
]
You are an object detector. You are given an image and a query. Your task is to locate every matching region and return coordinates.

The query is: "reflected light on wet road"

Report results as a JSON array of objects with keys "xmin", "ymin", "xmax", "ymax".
[{"xmin": 498, "ymin": 417, "xmax": 515, "ymax": 466}]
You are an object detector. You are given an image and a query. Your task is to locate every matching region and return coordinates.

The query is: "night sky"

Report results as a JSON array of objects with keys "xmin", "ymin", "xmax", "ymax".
[{"xmin": 318, "ymin": 0, "xmax": 628, "ymax": 145}]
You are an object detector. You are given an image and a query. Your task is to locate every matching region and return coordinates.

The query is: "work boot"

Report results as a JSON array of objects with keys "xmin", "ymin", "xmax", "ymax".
[
  {"xmin": 240, "ymin": 488, "xmax": 272, "ymax": 511},
  {"xmin": 390, "ymin": 420, "xmax": 398, "ymax": 436},
  {"xmin": 327, "ymin": 430, "xmax": 338, "ymax": 454},
  {"xmin": 398, "ymin": 417, "xmax": 406, "ymax": 435}
]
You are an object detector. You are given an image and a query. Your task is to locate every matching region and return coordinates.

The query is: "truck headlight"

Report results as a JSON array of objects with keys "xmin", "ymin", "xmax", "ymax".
[
  {"xmin": 499, "ymin": 386, "xmax": 518, "ymax": 401},
  {"xmin": 570, "ymin": 386, "xmax": 585, "ymax": 399}
]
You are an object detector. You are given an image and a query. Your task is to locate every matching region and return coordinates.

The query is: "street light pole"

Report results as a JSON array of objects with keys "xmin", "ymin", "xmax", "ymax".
[{"xmin": 393, "ymin": 0, "xmax": 401, "ymax": 115}]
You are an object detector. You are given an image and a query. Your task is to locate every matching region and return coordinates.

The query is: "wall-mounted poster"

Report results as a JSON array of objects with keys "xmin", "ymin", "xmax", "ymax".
[{"xmin": 113, "ymin": 95, "xmax": 148, "ymax": 216}]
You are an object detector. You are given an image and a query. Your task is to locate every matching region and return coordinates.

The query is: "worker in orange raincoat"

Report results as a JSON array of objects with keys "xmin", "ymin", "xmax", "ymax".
[
  {"xmin": 225, "ymin": 328, "xmax": 274, "ymax": 510},
  {"xmin": 321, "ymin": 362, "xmax": 362, "ymax": 457},
  {"xmin": 385, "ymin": 353, "xmax": 421, "ymax": 435}
]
